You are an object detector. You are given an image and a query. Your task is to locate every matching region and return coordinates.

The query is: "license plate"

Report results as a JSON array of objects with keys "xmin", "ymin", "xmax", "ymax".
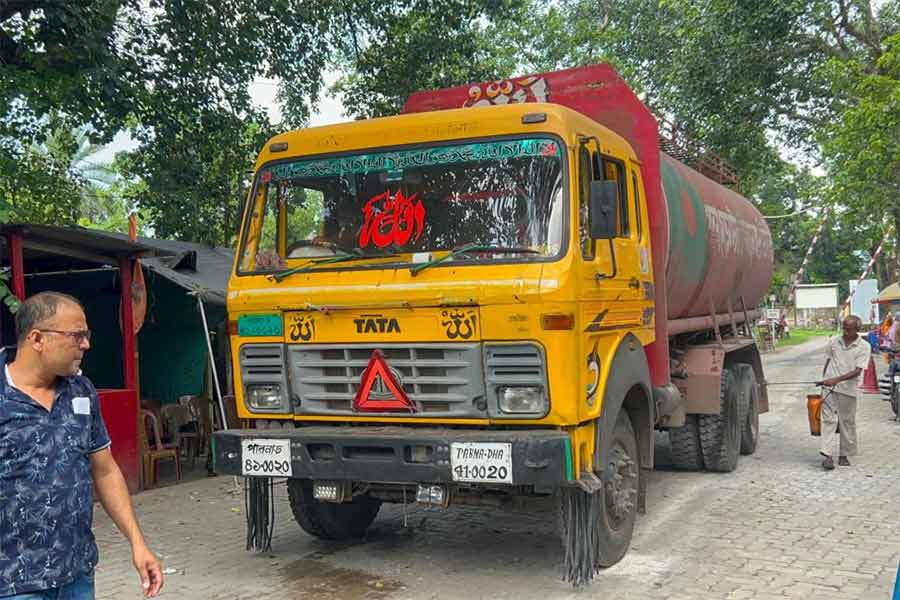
[
  {"xmin": 241, "ymin": 439, "xmax": 292, "ymax": 477},
  {"xmin": 450, "ymin": 442, "xmax": 513, "ymax": 483}
]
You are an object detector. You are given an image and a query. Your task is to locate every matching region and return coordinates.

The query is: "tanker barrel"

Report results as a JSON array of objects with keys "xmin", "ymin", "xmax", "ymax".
[{"xmin": 660, "ymin": 152, "xmax": 774, "ymax": 323}]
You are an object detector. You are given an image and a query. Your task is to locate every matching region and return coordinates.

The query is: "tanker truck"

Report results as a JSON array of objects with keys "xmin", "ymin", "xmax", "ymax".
[{"xmin": 212, "ymin": 64, "xmax": 774, "ymax": 584}]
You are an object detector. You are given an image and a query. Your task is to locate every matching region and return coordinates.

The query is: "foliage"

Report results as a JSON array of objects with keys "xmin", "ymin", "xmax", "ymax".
[
  {"xmin": 513, "ymin": 0, "xmax": 900, "ymax": 293},
  {"xmin": 1, "ymin": 0, "xmax": 340, "ymax": 245},
  {"xmin": 0, "ymin": 271, "xmax": 20, "ymax": 315},
  {"xmin": 119, "ymin": 113, "xmax": 267, "ymax": 247},
  {"xmin": 0, "ymin": 1, "xmax": 147, "ymax": 146},
  {"xmin": 518, "ymin": 1, "xmax": 896, "ymax": 189},
  {"xmin": 820, "ymin": 32, "xmax": 900, "ymax": 281},
  {"xmin": 0, "ymin": 121, "xmax": 84, "ymax": 225},
  {"xmin": 332, "ymin": 0, "xmax": 527, "ymax": 118},
  {"xmin": 776, "ymin": 327, "xmax": 834, "ymax": 347},
  {"xmin": 112, "ymin": 0, "xmax": 347, "ymax": 245}
]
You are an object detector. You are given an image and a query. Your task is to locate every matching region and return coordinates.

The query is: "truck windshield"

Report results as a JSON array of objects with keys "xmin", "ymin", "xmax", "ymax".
[{"xmin": 237, "ymin": 137, "xmax": 566, "ymax": 274}]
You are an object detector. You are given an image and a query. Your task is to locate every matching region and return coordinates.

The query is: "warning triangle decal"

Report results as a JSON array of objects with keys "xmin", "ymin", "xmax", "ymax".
[{"xmin": 353, "ymin": 349, "xmax": 417, "ymax": 412}]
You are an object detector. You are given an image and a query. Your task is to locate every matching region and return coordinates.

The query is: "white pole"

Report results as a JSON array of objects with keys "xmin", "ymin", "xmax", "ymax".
[{"xmin": 195, "ymin": 292, "xmax": 228, "ymax": 431}]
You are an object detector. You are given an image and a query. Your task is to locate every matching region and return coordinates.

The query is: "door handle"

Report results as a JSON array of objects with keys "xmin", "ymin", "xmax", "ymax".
[{"xmin": 628, "ymin": 277, "xmax": 640, "ymax": 289}]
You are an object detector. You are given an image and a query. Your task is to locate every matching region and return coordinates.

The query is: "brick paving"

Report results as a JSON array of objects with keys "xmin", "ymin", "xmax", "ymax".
[{"xmin": 92, "ymin": 338, "xmax": 900, "ymax": 599}]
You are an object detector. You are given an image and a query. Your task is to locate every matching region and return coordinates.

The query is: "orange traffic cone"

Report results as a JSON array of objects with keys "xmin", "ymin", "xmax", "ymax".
[{"xmin": 860, "ymin": 355, "xmax": 880, "ymax": 393}]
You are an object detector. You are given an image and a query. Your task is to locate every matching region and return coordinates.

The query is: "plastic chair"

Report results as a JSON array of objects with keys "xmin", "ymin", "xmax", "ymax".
[
  {"xmin": 161, "ymin": 404, "xmax": 202, "ymax": 468},
  {"xmin": 140, "ymin": 409, "xmax": 181, "ymax": 487},
  {"xmin": 179, "ymin": 395, "xmax": 213, "ymax": 457}
]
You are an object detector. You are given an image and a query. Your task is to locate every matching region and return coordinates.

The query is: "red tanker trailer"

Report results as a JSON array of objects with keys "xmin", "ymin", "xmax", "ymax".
[{"xmin": 403, "ymin": 63, "xmax": 774, "ymax": 471}]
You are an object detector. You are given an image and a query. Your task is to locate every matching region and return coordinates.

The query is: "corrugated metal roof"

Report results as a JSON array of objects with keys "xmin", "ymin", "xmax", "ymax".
[
  {"xmin": 0, "ymin": 223, "xmax": 166, "ymax": 270},
  {"xmin": 96, "ymin": 231, "xmax": 234, "ymax": 306},
  {"xmin": 1, "ymin": 224, "xmax": 233, "ymax": 306}
]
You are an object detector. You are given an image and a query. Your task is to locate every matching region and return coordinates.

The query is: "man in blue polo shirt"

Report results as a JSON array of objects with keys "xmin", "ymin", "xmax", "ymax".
[{"xmin": 1, "ymin": 292, "xmax": 163, "ymax": 599}]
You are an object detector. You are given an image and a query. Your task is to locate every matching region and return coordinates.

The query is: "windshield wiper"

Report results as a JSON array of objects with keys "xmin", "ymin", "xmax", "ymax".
[
  {"xmin": 268, "ymin": 251, "xmax": 399, "ymax": 283},
  {"xmin": 409, "ymin": 243, "xmax": 540, "ymax": 276}
]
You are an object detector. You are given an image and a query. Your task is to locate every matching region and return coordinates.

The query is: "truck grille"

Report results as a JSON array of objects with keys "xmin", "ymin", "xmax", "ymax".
[
  {"xmin": 287, "ymin": 343, "xmax": 485, "ymax": 417},
  {"xmin": 239, "ymin": 344, "xmax": 291, "ymax": 414},
  {"xmin": 240, "ymin": 344, "xmax": 285, "ymax": 378},
  {"xmin": 484, "ymin": 343, "xmax": 549, "ymax": 418}
]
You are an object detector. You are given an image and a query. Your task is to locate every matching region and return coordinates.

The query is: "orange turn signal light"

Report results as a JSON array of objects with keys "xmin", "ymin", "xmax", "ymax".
[
  {"xmin": 541, "ymin": 313, "xmax": 575, "ymax": 330},
  {"xmin": 227, "ymin": 319, "xmax": 238, "ymax": 335}
]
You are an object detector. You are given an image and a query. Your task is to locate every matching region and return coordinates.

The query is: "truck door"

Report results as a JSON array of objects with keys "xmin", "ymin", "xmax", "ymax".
[
  {"xmin": 577, "ymin": 141, "xmax": 646, "ymax": 418},
  {"xmin": 577, "ymin": 144, "xmax": 645, "ymax": 308}
]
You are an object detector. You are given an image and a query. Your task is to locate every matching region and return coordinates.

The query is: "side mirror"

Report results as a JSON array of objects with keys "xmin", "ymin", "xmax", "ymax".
[{"xmin": 589, "ymin": 180, "xmax": 619, "ymax": 239}]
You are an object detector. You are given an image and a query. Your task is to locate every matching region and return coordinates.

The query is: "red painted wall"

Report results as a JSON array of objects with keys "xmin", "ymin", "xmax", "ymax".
[{"xmin": 98, "ymin": 388, "xmax": 140, "ymax": 494}]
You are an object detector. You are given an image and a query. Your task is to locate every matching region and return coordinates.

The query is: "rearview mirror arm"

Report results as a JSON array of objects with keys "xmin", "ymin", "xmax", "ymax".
[{"xmin": 594, "ymin": 239, "xmax": 618, "ymax": 282}]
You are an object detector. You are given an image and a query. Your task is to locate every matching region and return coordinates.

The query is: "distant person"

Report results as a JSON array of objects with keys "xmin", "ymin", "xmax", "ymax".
[
  {"xmin": 887, "ymin": 313, "xmax": 900, "ymax": 349},
  {"xmin": 867, "ymin": 327, "xmax": 880, "ymax": 353},
  {"xmin": 887, "ymin": 313, "xmax": 900, "ymax": 380},
  {"xmin": 0, "ymin": 292, "xmax": 163, "ymax": 599},
  {"xmin": 818, "ymin": 315, "xmax": 870, "ymax": 470},
  {"xmin": 880, "ymin": 314, "xmax": 893, "ymax": 341}
]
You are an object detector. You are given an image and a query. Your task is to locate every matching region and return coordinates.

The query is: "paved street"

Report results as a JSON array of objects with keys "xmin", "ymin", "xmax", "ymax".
[{"xmin": 93, "ymin": 338, "xmax": 900, "ymax": 599}]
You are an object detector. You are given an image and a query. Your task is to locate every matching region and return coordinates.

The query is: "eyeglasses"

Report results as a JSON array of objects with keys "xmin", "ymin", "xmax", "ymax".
[{"xmin": 38, "ymin": 329, "xmax": 92, "ymax": 343}]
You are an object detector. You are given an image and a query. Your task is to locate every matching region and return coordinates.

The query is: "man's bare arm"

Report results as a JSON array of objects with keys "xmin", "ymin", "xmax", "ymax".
[
  {"xmin": 90, "ymin": 448, "xmax": 164, "ymax": 597},
  {"xmin": 822, "ymin": 368, "xmax": 862, "ymax": 387}
]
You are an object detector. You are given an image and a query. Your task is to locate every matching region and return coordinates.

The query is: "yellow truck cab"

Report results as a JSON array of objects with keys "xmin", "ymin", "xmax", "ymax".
[{"xmin": 213, "ymin": 65, "xmax": 772, "ymax": 585}]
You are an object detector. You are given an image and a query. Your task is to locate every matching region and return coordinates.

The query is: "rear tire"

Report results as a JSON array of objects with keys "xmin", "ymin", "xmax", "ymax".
[
  {"xmin": 287, "ymin": 479, "xmax": 381, "ymax": 540},
  {"xmin": 669, "ymin": 415, "xmax": 704, "ymax": 471},
  {"xmin": 698, "ymin": 367, "xmax": 741, "ymax": 472},
  {"xmin": 735, "ymin": 364, "xmax": 759, "ymax": 455},
  {"xmin": 597, "ymin": 410, "xmax": 639, "ymax": 567}
]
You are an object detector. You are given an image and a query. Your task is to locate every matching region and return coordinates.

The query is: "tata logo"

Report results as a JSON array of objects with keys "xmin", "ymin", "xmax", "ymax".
[
  {"xmin": 369, "ymin": 367, "xmax": 405, "ymax": 400},
  {"xmin": 354, "ymin": 316, "xmax": 401, "ymax": 334}
]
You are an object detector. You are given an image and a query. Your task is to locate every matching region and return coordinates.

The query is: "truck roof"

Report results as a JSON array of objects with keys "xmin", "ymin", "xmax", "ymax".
[{"xmin": 253, "ymin": 102, "xmax": 638, "ymax": 170}]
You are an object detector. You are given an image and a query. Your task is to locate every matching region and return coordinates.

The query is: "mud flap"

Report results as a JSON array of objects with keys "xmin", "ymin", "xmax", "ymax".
[
  {"xmin": 638, "ymin": 467, "xmax": 649, "ymax": 515},
  {"xmin": 574, "ymin": 471, "xmax": 603, "ymax": 494},
  {"xmin": 246, "ymin": 476, "xmax": 276, "ymax": 552}
]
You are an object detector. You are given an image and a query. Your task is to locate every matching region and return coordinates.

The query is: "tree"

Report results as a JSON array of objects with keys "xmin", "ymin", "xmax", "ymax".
[
  {"xmin": 0, "ymin": 114, "xmax": 85, "ymax": 224},
  {"xmin": 514, "ymin": 1, "xmax": 899, "ymax": 185},
  {"xmin": 119, "ymin": 111, "xmax": 267, "ymax": 246},
  {"xmin": 820, "ymin": 32, "xmax": 900, "ymax": 283},
  {"xmin": 1, "ymin": 1, "xmax": 146, "ymax": 135},
  {"xmin": 1, "ymin": 0, "xmax": 338, "ymax": 244},
  {"xmin": 332, "ymin": 0, "xmax": 527, "ymax": 118},
  {"xmin": 510, "ymin": 0, "xmax": 899, "ymax": 295},
  {"xmin": 107, "ymin": 0, "xmax": 344, "ymax": 245}
]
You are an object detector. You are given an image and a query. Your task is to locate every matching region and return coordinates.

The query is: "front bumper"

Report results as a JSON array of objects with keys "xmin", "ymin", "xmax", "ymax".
[{"xmin": 213, "ymin": 426, "xmax": 570, "ymax": 487}]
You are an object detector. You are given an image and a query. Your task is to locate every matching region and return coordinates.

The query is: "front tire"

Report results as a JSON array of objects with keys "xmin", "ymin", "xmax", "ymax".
[
  {"xmin": 597, "ymin": 410, "xmax": 639, "ymax": 567},
  {"xmin": 287, "ymin": 479, "xmax": 381, "ymax": 540}
]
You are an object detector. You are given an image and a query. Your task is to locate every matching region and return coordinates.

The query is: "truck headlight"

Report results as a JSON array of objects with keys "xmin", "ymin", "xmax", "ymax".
[
  {"xmin": 498, "ymin": 386, "xmax": 546, "ymax": 414},
  {"xmin": 246, "ymin": 384, "xmax": 283, "ymax": 410}
]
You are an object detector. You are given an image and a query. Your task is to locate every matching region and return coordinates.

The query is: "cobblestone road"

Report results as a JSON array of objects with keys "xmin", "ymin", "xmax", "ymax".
[{"xmin": 93, "ymin": 338, "xmax": 900, "ymax": 599}]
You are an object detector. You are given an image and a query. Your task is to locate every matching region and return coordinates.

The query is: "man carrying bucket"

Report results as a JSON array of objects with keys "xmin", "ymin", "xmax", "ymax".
[{"xmin": 819, "ymin": 315, "xmax": 870, "ymax": 470}]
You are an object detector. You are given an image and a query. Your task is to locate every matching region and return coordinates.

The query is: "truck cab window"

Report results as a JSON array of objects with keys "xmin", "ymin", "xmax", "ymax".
[
  {"xmin": 579, "ymin": 146, "xmax": 595, "ymax": 260},
  {"xmin": 631, "ymin": 170, "xmax": 642, "ymax": 241},
  {"xmin": 601, "ymin": 157, "xmax": 629, "ymax": 237}
]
